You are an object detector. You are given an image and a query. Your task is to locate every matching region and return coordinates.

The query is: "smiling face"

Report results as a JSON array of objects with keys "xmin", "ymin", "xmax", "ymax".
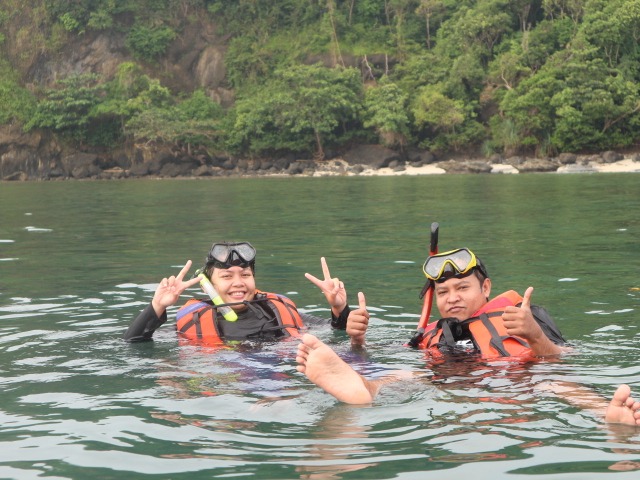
[
  {"xmin": 209, "ymin": 266, "xmax": 256, "ymax": 311},
  {"xmin": 434, "ymin": 273, "xmax": 492, "ymax": 321}
]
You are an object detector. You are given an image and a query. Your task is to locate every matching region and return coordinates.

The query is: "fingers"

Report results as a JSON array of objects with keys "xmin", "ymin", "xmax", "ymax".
[
  {"xmin": 503, "ymin": 287, "xmax": 534, "ymax": 317},
  {"xmin": 184, "ymin": 276, "xmax": 202, "ymax": 289},
  {"xmin": 305, "ymin": 271, "xmax": 323, "ymax": 288},
  {"xmin": 320, "ymin": 256, "xmax": 331, "ymax": 280},
  {"xmin": 521, "ymin": 286, "xmax": 534, "ymax": 310},
  {"xmin": 358, "ymin": 292, "xmax": 367, "ymax": 310},
  {"xmin": 176, "ymin": 260, "xmax": 193, "ymax": 281},
  {"xmin": 305, "ymin": 266, "xmax": 342, "ymax": 295},
  {"xmin": 351, "ymin": 292, "xmax": 369, "ymax": 324},
  {"xmin": 304, "ymin": 272, "xmax": 322, "ymax": 289},
  {"xmin": 348, "ymin": 293, "xmax": 369, "ymax": 344},
  {"xmin": 167, "ymin": 260, "xmax": 200, "ymax": 293},
  {"xmin": 177, "ymin": 259, "xmax": 201, "ymax": 291}
]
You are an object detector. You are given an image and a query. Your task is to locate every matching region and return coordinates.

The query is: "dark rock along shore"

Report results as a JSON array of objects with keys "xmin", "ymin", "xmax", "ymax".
[{"xmin": 0, "ymin": 125, "xmax": 636, "ymax": 181}]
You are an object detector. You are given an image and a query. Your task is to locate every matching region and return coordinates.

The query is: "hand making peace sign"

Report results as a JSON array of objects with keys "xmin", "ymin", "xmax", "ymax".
[
  {"xmin": 305, "ymin": 257, "xmax": 347, "ymax": 316},
  {"xmin": 151, "ymin": 260, "xmax": 201, "ymax": 317}
]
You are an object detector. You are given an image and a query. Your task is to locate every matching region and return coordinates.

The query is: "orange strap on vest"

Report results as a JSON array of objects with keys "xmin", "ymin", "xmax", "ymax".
[
  {"xmin": 175, "ymin": 299, "xmax": 219, "ymax": 340},
  {"xmin": 467, "ymin": 312, "xmax": 531, "ymax": 358},
  {"xmin": 255, "ymin": 290, "xmax": 305, "ymax": 338}
]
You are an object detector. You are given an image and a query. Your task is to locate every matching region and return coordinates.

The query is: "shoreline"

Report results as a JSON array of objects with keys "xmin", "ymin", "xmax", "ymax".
[
  {"xmin": 2, "ymin": 156, "xmax": 640, "ymax": 182},
  {"xmin": 308, "ymin": 157, "xmax": 640, "ymax": 177}
]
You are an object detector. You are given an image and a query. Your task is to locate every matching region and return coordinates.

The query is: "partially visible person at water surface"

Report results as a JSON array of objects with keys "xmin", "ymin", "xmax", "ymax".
[
  {"xmin": 296, "ymin": 247, "xmax": 640, "ymax": 426},
  {"xmin": 124, "ymin": 241, "xmax": 356, "ymax": 344},
  {"xmin": 344, "ymin": 247, "xmax": 567, "ymax": 356}
]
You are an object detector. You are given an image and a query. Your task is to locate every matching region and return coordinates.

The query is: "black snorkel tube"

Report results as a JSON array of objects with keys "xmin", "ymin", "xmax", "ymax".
[{"xmin": 406, "ymin": 222, "xmax": 439, "ymax": 348}]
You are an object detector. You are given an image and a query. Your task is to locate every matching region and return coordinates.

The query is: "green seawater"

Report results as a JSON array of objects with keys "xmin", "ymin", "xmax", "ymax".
[{"xmin": 0, "ymin": 173, "xmax": 638, "ymax": 479}]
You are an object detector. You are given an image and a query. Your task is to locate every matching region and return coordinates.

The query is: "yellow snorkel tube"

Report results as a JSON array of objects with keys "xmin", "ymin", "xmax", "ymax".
[{"xmin": 197, "ymin": 273, "xmax": 238, "ymax": 322}]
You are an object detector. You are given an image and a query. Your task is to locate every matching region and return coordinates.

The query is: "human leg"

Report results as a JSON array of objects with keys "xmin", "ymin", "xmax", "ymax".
[{"xmin": 296, "ymin": 334, "xmax": 379, "ymax": 404}]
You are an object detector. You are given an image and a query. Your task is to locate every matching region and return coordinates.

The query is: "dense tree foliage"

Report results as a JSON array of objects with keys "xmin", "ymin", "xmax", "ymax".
[
  {"xmin": 3, "ymin": 0, "xmax": 640, "ymax": 158},
  {"xmin": 229, "ymin": 64, "xmax": 362, "ymax": 158}
]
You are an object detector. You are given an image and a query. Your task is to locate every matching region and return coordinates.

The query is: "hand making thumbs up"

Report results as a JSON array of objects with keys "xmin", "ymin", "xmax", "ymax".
[
  {"xmin": 502, "ymin": 286, "xmax": 539, "ymax": 340},
  {"xmin": 347, "ymin": 292, "xmax": 369, "ymax": 346},
  {"xmin": 502, "ymin": 286, "xmax": 565, "ymax": 357}
]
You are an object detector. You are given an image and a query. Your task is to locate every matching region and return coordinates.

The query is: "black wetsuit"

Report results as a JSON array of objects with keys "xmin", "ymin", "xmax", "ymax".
[{"xmin": 123, "ymin": 299, "xmax": 350, "ymax": 342}]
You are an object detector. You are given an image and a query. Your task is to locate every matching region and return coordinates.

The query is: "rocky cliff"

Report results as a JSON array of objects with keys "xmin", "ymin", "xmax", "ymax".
[{"xmin": 0, "ymin": 12, "xmax": 239, "ymax": 181}]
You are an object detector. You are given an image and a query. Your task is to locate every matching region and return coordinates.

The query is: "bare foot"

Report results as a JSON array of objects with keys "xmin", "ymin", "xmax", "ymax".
[
  {"xmin": 605, "ymin": 384, "xmax": 640, "ymax": 426},
  {"xmin": 296, "ymin": 334, "xmax": 376, "ymax": 404}
]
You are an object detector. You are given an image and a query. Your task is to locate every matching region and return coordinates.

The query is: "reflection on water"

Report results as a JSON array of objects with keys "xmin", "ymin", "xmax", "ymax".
[
  {"xmin": 0, "ymin": 175, "xmax": 639, "ymax": 479},
  {"xmin": 0, "ymin": 285, "xmax": 638, "ymax": 479}
]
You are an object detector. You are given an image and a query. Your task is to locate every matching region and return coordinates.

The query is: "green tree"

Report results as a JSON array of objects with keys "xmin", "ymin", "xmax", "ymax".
[
  {"xmin": 488, "ymin": 50, "xmax": 530, "ymax": 91},
  {"xmin": 363, "ymin": 81, "xmax": 410, "ymax": 147},
  {"xmin": 25, "ymin": 73, "xmax": 104, "ymax": 142},
  {"xmin": 44, "ymin": 0, "xmax": 125, "ymax": 33},
  {"xmin": 415, "ymin": 0, "xmax": 445, "ymax": 49},
  {"xmin": 497, "ymin": 60, "xmax": 563, "ymax": 153},
  {"xmin": 126, "ymin": 89, "xmax": 222, "ymax": 151},
  {"xmin": 579, "ymin": 0, "xmax": 640, "ymax": 68},
  {"xmin": 499, "ymin": 40, "xmax": 640, "ymax": 154},
  {"xmin": 542, "ymin": 0, "xmax": 587, "ymax": 23},
  {"xmin": 230, "ymin": 64, "xmax": 363, "ymax": 158},
  {"xmin": 434, "ymin": 1, "xmax": 514, "ymax": 64},
  {"xmin": 412, "ymin": 85, "xmax": 463, "ymax": 138},
  {"xmin": 225, "ymin": 35, "xmax": 275, "ymax": 89},
  {"xmin": 126, "ymin": 24, "xmax": 176, "ymax": 62},
  {"xmin": 227, "ymin": 86, "xmax": 309, "ymax": 155},
  {"xmin": 90, "ymin": 62, "xmax": 155, "ymax": 135},
  {"xmin": 518, "ymin": 18, "xmax": 576, "ymax": 72},
  {"xmin": 550, "ymin": 55, "xmax": 640, "ymax": 151}
]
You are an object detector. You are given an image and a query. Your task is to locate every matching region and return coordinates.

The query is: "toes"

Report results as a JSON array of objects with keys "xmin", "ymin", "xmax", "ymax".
[{"xmin": 302, "ymin": 333, "xmax": 325, "ymax": 350}]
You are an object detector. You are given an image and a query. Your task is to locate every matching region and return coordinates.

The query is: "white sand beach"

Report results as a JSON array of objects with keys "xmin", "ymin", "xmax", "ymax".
[{"xmin": 314, "ymin": 157, "xmax": 640, "ymax": 177}]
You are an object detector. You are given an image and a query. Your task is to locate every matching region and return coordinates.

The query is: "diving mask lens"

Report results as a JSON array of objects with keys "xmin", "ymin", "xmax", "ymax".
[
  {"xmin": 423, "ymin": 248, "xmax": 477, "ymax": 281},
  {"xmin": 208, "ymin": 242, "xmax": 256, "ymax": 268}
]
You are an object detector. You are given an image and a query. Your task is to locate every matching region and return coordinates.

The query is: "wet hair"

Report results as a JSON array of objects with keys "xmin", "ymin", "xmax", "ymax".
[
  {"xmin": 475, "ymin": 256, "xmax": 489, "ymax": 280},
  {"xmin": 472, "ymin": 268, "xmax": 487, "ymax": 285}
]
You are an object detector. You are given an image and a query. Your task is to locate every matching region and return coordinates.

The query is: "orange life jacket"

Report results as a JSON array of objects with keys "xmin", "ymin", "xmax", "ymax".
[
  {"xmin": 418, "ymin": 290, "xmax": 533, "ymax": 360},
  {"xmin": 175, "ymin": 290, "xmax": 305, "ymax": 342}
]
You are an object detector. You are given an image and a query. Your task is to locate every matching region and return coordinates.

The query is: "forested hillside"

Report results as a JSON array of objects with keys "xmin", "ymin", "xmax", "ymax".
[{"xmin": 1, "ymin": 0, "xmax": 639, "ymax": 168}]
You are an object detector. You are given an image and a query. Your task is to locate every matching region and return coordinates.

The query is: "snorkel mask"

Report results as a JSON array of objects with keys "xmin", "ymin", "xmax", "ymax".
[
  {"xmin": 422, "ymin": 248, "xmax": 489, "ymax": 282},
  {"xmin": 205, "ymin": 241, "xmax": 256, "ymax": 272}
]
